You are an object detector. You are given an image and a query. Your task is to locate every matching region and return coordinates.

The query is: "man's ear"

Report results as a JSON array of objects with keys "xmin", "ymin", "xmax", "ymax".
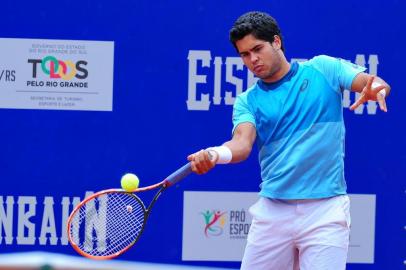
[{"xmin": 272, "ymin": 35, "xmax": 281, "ymax": 50}]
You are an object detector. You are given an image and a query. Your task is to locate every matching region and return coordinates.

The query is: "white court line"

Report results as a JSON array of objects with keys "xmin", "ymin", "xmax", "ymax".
[{"xmin": 0, "ymin": 251, "xmax": 238, "ymax": 270}]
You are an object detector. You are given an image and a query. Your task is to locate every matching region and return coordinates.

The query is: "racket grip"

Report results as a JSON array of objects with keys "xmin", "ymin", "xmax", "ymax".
[{"xmin": 165, "ymin": 162, "xmax": 192, "ymax": 186}]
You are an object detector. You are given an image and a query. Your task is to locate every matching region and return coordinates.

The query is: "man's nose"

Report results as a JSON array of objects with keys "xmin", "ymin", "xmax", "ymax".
[{"xmin": 250, "ymin": 53, "xmax": 259, "ymax": 63}]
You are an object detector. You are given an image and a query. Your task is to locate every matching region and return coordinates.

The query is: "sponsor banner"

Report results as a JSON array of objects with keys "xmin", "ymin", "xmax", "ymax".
[
  {"xmin": 182, "ymin": 192, "xmax": 376, "ymax": 263},
  {"xmin": 182, "ymin": 192, "xmax": 256, "ymax": 262},
  {"xmin": 347, "ymin": 194, "xmax": 376, "ymax": 263},
  {"xmin": 0, "ymin": 38, "xmax": 114, "ymax": 111}
]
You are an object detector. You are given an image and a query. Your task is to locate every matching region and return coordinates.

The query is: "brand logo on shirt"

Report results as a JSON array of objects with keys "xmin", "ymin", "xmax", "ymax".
[{"xmin": 300, "ymin": 79, "xmax": 309, "ymax": 91}]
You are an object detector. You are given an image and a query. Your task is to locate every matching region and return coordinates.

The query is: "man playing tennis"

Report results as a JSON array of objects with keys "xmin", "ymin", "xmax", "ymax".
[{"xmin": 188, "ymin": 11, "xmax": 390, "ymax": 270}]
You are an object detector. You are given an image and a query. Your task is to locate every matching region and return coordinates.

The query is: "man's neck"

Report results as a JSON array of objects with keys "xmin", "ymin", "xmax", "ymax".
[{"xmin": 263, "ymin": 56, "xmax": 291, "ymax": 83}]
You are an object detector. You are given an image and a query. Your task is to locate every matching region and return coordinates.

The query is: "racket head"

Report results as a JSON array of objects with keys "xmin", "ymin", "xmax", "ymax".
[{"xmin": 67, "ymin": 189, "xmax": 148, "ymax": 260}]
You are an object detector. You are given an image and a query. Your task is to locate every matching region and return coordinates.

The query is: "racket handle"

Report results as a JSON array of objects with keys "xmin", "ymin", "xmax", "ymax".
[{"xmin": 165, "ymin": 162, "xmax": 192, "ymax": 186}]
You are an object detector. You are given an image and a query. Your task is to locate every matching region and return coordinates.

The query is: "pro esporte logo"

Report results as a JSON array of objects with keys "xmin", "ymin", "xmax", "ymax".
[
  {"xmin": 28, "ymin": 56, "xmax": 88, "ymax": 80},
  {"xmin": 201, "ymin": 210, "xmax": 226, "ymax": 237},
  {"xmin": 201, "ymin": 209, "xmax": 250, "ymax": 239}
]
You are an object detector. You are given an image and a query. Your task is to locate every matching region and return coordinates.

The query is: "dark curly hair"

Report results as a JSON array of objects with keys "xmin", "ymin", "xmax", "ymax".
[{"xmin": 229, "ymin": 11, "xmax": 285, "ymax": 52}]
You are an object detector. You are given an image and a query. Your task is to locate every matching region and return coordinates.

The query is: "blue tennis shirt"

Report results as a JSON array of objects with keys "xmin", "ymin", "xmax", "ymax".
[{"xmin": 233, "ymin": 55, "xmax": 365, "ymax": 199}]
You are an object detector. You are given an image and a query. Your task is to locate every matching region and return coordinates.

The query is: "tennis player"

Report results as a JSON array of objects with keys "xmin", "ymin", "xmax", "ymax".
[{"xmin": 188, "ymin": 11, "xmax": 390, "ymax": 270}]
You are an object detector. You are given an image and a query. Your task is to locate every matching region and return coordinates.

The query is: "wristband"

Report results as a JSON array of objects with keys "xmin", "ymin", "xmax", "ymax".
[
  {"xmin": 206, "ymin": 146, "xmax": 232, "ymax": 164},
  {"xmin": 372, "ymin": 82, "xmax": 386, "ymax": 98}
]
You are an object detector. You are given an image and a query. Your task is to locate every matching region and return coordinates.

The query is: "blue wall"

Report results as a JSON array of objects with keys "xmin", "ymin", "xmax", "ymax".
[{"xmin": 1, "ymin": 0, "xmax": 405, "ymax": 269}]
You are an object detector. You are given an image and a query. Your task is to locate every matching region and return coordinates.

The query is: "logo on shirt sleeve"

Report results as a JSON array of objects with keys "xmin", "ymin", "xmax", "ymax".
[{"xmin": 300, "ymin": 79, "xmax": 309, "ymax": 91}]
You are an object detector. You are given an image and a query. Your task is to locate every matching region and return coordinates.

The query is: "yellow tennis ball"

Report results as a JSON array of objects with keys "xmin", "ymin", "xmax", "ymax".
[{"xmin": 120, "ymin": 173, "xmax": 139, "ymax": 192}]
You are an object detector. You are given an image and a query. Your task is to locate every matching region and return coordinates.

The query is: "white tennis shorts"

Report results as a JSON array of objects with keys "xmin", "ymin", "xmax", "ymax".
[{"xmin": 241, "ymin": 195, "xmax": 351, "ymax": 270}]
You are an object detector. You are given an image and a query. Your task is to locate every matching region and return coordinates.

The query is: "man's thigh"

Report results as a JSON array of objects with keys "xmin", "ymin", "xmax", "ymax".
[
  {"xmin": 297, "ymin": 195, "xmax": 351, "ymax": 270},
  {"xmin": 241, "ymin": 198, "xmax": 299, "ymax": 270}
]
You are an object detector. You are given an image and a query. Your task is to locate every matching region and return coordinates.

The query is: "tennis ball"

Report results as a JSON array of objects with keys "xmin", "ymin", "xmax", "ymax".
[{"xmin": 121, "ymin": 173, "xmax": 139, "ymax": 192}]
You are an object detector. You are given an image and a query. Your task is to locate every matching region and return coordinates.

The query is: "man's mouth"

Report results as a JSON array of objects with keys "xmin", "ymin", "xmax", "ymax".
[{"xmin": 253, "ymin": 65, "xmax": 263, "ymax": 73}]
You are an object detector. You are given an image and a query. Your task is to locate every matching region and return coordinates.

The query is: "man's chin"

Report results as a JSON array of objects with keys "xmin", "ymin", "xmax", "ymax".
[
  {"xmin": 256, "ymin": 73, "xmax": 271, "ymax": 80},
  {"xmin": 254, "ymin": 72, "xmax": 266, "ymax": 79}
]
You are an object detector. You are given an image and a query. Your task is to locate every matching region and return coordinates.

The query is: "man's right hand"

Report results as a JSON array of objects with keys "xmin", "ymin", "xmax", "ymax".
[{"xmin": 187, "ymin": 149, "xmax": 218, "ymax": 174}]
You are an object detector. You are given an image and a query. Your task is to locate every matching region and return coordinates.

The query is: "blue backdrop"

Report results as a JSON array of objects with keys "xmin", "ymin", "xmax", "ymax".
[{"xmin": 0, "ymin": 0, "xmax": 405, "ymax": 269}]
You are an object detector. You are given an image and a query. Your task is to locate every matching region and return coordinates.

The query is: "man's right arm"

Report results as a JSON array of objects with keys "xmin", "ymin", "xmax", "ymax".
[
  {"xmin": 188, "ymin": 122, "xmax": 256, "ymax": 174},
  {"xmin": 224, "ymin": 122, "xmax": 257, "ymax": 163}
]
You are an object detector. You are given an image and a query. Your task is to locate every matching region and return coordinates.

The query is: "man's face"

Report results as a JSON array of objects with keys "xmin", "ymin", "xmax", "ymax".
[{"xmin": 235, "ymin": 34, "xmax": 282, "ymax": 82}]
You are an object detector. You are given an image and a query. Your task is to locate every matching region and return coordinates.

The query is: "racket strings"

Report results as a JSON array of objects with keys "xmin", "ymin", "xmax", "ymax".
[
  {"xmin": 69, "ymin": 192, "xmax": 146, "ymax": 257},
  {"xmin": 103, "ymin": 195, "xmax": 145, "ymax": 250}
]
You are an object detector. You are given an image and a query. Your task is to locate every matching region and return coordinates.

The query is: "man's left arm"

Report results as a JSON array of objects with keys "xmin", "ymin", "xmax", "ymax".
[{"xmin": 349, "ymin": 72, "xmax": 391, "ymax": 112}]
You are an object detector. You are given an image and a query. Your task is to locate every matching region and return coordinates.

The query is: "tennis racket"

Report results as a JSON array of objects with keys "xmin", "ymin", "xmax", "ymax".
[{"xmin": 67, "ymin": 162, "xmax": 192, "ymax": 260}]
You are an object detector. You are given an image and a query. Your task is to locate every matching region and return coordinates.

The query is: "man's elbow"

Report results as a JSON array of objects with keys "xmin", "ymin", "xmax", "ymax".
[{"xmin": 231, "ymin": 145, "xmax": 253, "ymax": 163}]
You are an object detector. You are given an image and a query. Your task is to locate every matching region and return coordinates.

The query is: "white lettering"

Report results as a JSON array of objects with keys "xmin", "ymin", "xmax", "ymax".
[
  {"xmin": 83, "ymin": 192, "xmax": 107, "ymax": 252},
  {"xmin": 60, "ymin": 197, "xmax": 70, "ymax": 245},
  {"xmin": 62, "ymin": 196, "xmax": 81, "ymax": 245},
  {"xmin": 353, "ymin": 55, "xmax": 366, "ymax": 115},
  {"xmin": 213, "ymin": 57, "xmax": 222, "ymax": 105},
  {"xmin": 0, "ymin": 193, "xmax": 95, "ymax": 247},
  {"xmin": 366, "ymin": 55, "xmax": 379, "ymax": 115},
  {"xmin": 39, "ymin": 197, "xmax": 57, "ymax": 245},
  {"xmin": 17, "ymin": 196, "xmax": 36, "ymax": 245},
  {"xmin": 0, "ymin": 196, "xmax": 14, "ymax": 244},
  {"xmin": 60, "ymin": 196, "xmax": 78, "ymax": 245},
  {"xmin": 224, "ymin": 57, "xmax": 244, "ymax": 105},
  {"xmin": 187, "ymin": 50, "xmax": 211, "ymax": 110}
]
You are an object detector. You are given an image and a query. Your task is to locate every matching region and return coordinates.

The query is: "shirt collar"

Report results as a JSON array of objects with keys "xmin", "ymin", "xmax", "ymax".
[{"xmin": 258, "ymin": 62, "xmax": 299, "ymax": 91}]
